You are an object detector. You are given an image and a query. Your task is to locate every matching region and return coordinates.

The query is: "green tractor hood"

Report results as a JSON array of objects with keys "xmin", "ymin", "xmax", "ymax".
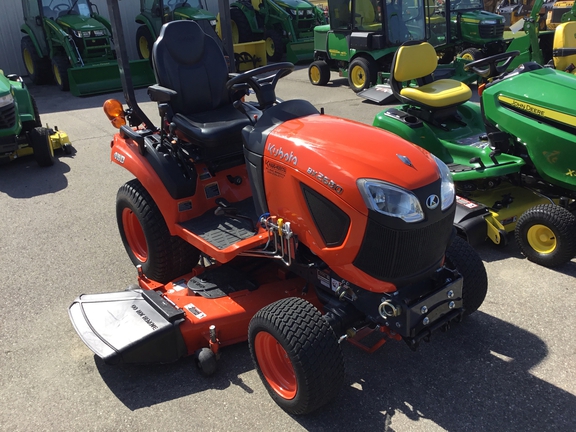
[
  {"xmin": 451, "ymin": 9, "xmax": 505, "ymax": 44},
  {"xmin": 274, "ymin": 0, "xmax": 317, "ymax": 10},
  {"xmin": 172, "ymin": 6, "xmax": 216, "ymax": 21},
  {"xmin": 56, "ymin": 14, "xmax": 108, "ymax": 32}
]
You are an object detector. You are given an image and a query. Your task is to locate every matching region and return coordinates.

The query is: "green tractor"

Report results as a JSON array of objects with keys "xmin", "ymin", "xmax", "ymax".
[
  {"xmin": 20, "ymin": 0, "xmax": 155, "ymax": 96},
  {"xmin": 135, "ymin": 0, "xmax": 217, "ymax": 59},
  {"xmin": 371, "ymin": 41, "xmax": 576, "ymax": 267},
  {"xmin": 0, "ymin": 70, "xmax": 71, "ymax": 166},
  {"xmin": 309, "ymin": 0, "xmax": 484, "ymax": 97},
  {"xmin": 428, "ymin": 0, "xmax": 507, "ymax": 62},
  {"xmin": 229, "ymin": 0, "xmax": 327, "ymax": 62}
]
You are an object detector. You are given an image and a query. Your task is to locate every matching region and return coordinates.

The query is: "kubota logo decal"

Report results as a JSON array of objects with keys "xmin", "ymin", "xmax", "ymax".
[{"xmin": 267, "ymin": 143, "xmax": 298, "ymax": 165}]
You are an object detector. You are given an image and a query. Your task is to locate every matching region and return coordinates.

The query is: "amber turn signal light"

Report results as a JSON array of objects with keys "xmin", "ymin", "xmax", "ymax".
[{"xmin": 103, "ymin": 99, "xmax": 126, "ymax": 128}]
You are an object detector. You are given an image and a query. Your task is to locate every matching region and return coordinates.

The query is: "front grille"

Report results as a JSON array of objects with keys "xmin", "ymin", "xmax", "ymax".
[
  {"xmin": 479, "ymin": 23, "xmax": 504, "ymax": 38},
  {"xmin": 353, "ymin": 214, "xmax": 454, "ymax": 282},
  {"xmin": 0, "ymin": 103, "xmax": 16, "ymax": 129}
]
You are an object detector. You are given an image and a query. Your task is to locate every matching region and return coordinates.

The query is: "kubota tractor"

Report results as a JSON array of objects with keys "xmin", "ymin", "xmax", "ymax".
[{"xmin": 69, "ymin": 1, "xmax": 489, "ymax": 415}]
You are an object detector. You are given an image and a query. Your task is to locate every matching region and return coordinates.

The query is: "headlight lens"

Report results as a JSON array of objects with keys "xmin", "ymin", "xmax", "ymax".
[
  {"xmin": 93, "ymin": 30, "xmax": 105, "ymax": 37},
  {"xmin": 481, "ymin": 20, "xmax": 498, "ymax": 25},
  {"xmin": 357, "ymin": 179, "xmax": 424, "ymax": 223},
  {"xmin": 0, "ymin": 93, "xmax": 14, "ymax": 108},
  {"xmin": 433, "ymin": 155, "xmax": 455, "ymax": 210}
]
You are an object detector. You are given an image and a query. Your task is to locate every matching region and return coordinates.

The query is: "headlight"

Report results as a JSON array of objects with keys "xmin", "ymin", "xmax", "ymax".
[
  {"xmin": 72, "ymin": 30, "xmax": 92, "ymax": 38},
  {"xmin": 298, "ymin": 9, "xmax": 305, "ymax": 15},
  {"xmin": 432, "ymin": 155, "xmax": 455, "ymax": 210},
  {"xmin": 357, "ymin": 179, "xmax": 424, "ymax": 223},
  {"xmin": 0, "ymin": 93, "xmax": 14, "ymax": 108},
  {"xmin": 210, "ymin": 20, "xmax": 217, "ymax": 26},
  {"xmin": 93, "ymin": 30, "xmax": 105, "ymax": 37},
  {"xmin": 481, "ymin": 20, "xmax": 498, "ymax": 25}
]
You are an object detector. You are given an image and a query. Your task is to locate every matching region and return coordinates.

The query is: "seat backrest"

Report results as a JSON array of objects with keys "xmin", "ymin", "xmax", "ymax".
[
  {"xmin": 392, "ymin": 42, "xmax": 437, "ymax": 82},
  {"xmin": 152, "ymin": 20, "xmax": 230, "ymax": 116},
  {"xmin": 356, "ymin": 0, "xmax": 376, "ymax": 25},
  {"xmin": 553, "ymin": 21, "xmax": 576, "ymax": 72}
]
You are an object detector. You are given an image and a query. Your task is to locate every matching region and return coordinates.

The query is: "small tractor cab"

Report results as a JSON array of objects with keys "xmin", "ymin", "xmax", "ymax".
[
  {"xmin": 21, "ymin": 0, "xmax": 154, "ymax": 96},
  {"xmin": 135, "ymin": 0, "xmax": 217, "ymax": 59}
]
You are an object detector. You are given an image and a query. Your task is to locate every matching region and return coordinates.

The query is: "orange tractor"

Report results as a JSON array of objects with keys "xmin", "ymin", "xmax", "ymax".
[{"xmin": 69, "ymin": 1, "xmax": 488, "ymax": 415}]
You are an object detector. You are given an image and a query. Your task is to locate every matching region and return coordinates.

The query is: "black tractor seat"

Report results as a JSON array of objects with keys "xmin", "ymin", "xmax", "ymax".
[{"xmin": 150, "ymin": 20, "xmax": 252, "ymax": 163}]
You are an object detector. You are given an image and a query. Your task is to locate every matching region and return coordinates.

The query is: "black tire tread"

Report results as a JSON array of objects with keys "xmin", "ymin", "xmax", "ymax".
[
  {"xmin": 515, "ymin": 204, "xmax": 576, "ymax": 268},
  {"xmin": 348, "ymin": 56, "xmax": 377, "ymax": 93},
  {"xmin": 248, "ymin": 297, "xmax": 345, "ymax": 415},
  {"xmin": 264, "ymin": 29, "xmax": 284, "ymax": 63},
  {"xmin": 230, "ymin": 8, "xmax": 253, "ymax": 43},
  {"xmin": 52, "ymin": 55, "xmax": 70, "ymax": 91},
  {"xmin": 21, "ymin": 36, "xmax": 51, "ymax": 85},
  {"xmin": 309, "ymin": 60, "xmax": 330, "ymax": 86},
  {"xmin": 445, "ymin": 236, "xmax": 488, "ymax": 316},
  {"xmin": 116, "ymin": 179, "xmax": 200, "ymax": 282},
  {"xmin": 30, "ymin": 127, "xmax": 54, "ymax": 167}
]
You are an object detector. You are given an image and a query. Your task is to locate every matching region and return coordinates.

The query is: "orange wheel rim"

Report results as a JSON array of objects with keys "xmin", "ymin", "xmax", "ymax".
[
  {"xmin": 254, "ymin": 331, "xmax": 297, "ymax": 399},
  {"xmin": 122, "ymin": 208, "xmax": 147, "ymax": 261}
]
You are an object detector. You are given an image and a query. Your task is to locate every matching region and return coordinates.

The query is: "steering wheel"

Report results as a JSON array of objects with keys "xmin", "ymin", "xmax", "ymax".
[
  {"xmin": 226, "ymin": 62, "xmax": 294, "ymax": 110},
  {"xmin": 463, "ymin": 51, "xmax": 520, "ymax": 79},
  {"xmin": 52, "ymin": 3, "xmax": 70, "ymax": 11}
]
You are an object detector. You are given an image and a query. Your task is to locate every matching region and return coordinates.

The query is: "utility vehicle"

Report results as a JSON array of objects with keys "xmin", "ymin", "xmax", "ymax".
[
  {"xmin": 69, "ymin": 0, "xmax": 489, "ymax": 415},
  {"xmin": 20, "ymin": 0, "xmax": 154, "ymax": 96},
  {"xmin": 372, "ymin": 40, "xmax": 576, "ymax": 267},
  {"xmin": 0, "ymin": 70, "xmax": 70, "ymax": 166}
]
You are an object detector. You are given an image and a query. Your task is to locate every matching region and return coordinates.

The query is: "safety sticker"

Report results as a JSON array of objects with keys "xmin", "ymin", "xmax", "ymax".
[
  {"xmin": 172, "ymin": 279, "xmax": 187, "ymax": 292},
  {"xmin": 456, "ymin": 196, "xmax": 478, "ymax": 208},
  {"xmin": 184, "ymin": 303, "xmax": 206, "ymax": 319},
  {"xmin": 331, "ymin": 278, "xmax": 340, "ymax": 292},
  {"xmin": 317, "ymin": 270, "xmax": 330, "ymax": 288},
  {"xmin": 204, "ymin": 182, "xmax": 220, "ymax": 199},
  {"xmin": 178, "ymin": 201, "xmax": 192, "ymax": 212}
]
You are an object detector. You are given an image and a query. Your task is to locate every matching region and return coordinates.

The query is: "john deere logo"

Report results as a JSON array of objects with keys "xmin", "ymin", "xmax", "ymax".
[{"xmin": 426, "ymin": 194, "xmax": 439, "ymax": 209}]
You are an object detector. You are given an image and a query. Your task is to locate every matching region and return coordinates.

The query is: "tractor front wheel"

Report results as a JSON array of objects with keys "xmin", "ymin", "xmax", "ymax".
[
  {"xmin": 52, "ymin": 55, "xmax": 70, "ymax": 92},
  {"xmin": 264, "ymin": 29, "xmax": 284, "ymax": 63},
  {"xmin": 348, "ymin": 57, "xmax": 377, "ymax": 93},
  {"xmin": 248, "ymin": 297, "xmax": 345, "ymax": 415},
  {"xmin": 230, "ymin": 8, "xmax": 253, "ymax": 44},
  {"xmin": 459, "ymin": 48, "xmax": 483, "ymax": 62},
  {"xmin": 136, "ymin": 25, "xmax": 154, "ymax": 59},
  {"xmin": 116, "ymin": 179, "xmax": 200, "ymax": 282},
  {"xmin": 308, "ymin": 60, "xmax": 330, "ymax": 86},
  {"xmin": 515, "ymin": 204, "xmax": 576, "ymax": 268},
  {"xmin": 21, "ymin": 36, "xmax": 51, "ymax": 85},
  {"xmin": 445, "ymin": 236, "xmax": 488, "ymax": 316},
  {"xmin": 30, "ymin": 127, "xmax": 55, "ymax": 167}
]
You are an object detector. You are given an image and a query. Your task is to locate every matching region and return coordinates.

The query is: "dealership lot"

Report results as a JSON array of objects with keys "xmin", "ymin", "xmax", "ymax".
[{"xmin": 1, "ymin": 66, "xmax": 575, "ymax": 431}]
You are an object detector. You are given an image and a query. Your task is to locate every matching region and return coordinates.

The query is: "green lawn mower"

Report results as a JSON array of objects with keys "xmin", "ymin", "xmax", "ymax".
[
  {"xmin": 0, "ymin": 70, "xmax": 71, "ymax": 166},
  {"xmin": 372, "ymin": 41, "xmax": 576, "ymax": 268}
]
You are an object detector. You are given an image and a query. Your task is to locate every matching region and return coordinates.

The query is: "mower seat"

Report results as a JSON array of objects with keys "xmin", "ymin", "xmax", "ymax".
[
  {"xmin": 355, "ymin": 0, "xmax": 377, "ymax": 28},
  {"xmin": 387, "ymin": 4, "xmax": 412, "ymax": 44},
  {"xmin": 552, "ymin": 21, "xmax": 576, "ymax": 74},
  {"xmin": 390, "ymin": 41, "xmax": 472, "ymax": 121},
  {"xmin": 151, "ymin": 20, "xmax": 251, "ymax": 163}
]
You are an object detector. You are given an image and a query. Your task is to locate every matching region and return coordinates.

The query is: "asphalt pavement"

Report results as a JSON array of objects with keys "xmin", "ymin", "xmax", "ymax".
[{"xmin": 1, "ymin": 65, "xmax": 575, "ymax": 432}]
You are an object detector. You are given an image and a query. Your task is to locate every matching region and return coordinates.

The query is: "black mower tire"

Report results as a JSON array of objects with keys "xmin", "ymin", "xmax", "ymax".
[
  {"xmin": 459, "ymin": 48, "xmax": 483, "ymax": 62},
  {"xmin": 445, "ymin": 236, "xmax": 488, "ymax": 316},
  {"xmin": 21, "ymin": 36, "xmax": 51, "ymax": 85},
  {"xmin": 22, "ymin": 95, "xmax": 42, "ymax": 132},
  {"xmin": 230, "ymin": 8, "xmax": 253, "ymax": 44},
  {"xmin": 514, "ymin": 204, "xmax": 576, "ymax": 268},
  {"xmin": 248, "ymin": 297, "xmax": 345, "ymax": 415},
  {"xmin": 194, "ymin": 348, "xmax": 217, "ymax": 376},
  {"xmin": 264, "ymin": 29, "xmax": 284, "ymax": 63},
  {"xmin": 308, "ymin": 60, "xmax": 330, "ymax": 86},
  {"xmin": 30, "ymin": 127, "xmax": 55, "ymax": 167},
  {"xmin": 116, "ymin": 179, "xmax": 200, "ymax": 283},
  {"xmin": 136, "ymin": 25, "xmax": 154, "ymax": 60},
  {"xmin": 52, "ymin": 55, "xmax": 70, "ymax": 92},
  {"xmin": 348, "ymin": 57, "xmax": 377, "ymax": 93}
]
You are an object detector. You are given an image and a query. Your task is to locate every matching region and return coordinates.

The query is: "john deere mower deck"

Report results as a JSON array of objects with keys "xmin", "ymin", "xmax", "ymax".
[{"xmin": 69, "ymin": 3, "xmax": 488, "ymax": 415}]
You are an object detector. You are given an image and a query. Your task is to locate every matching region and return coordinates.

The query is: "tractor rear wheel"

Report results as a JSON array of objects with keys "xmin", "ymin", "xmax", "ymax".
[
  {"xmin": 348, "ymin": 57, "xmax": 377, "ymax": 93},
  {"xmin": 136, "ymin": 25, "xmax": 154, "ymax": 59},
  {"xmin": 445, "ymin": 236, "xmax": 488, "ymax": 316},
  {"xmin": 230, "ymin": 8, "xmax": 253, "ymax": 44},
  {"xmin": 116, "ymin": 179, "xmax": 200, "ymax": 283},
  {"xmin": 515, "ymin": 204, "xmax": 576, "ymax": 268},
  {"xmin": 308, "ymin": 60, "xmax": 330, "ymax": 86},
  {"xmin": 248, "ymin": 297, "xmax": 345, "ymax": 415},
  {"xmin": 21, "ymin": 36, "xmax": 51, "ymax": 85},
  {"xmin": 52, "ymin": 55, "xmax": 70, "ymax": 92},
  {"xmin": 264, "ymin": 29, "xmax": 284, "ymax": 63},
  {"xmin": 30, "ymin": 127, "xmax": 55, "ymax": 167},
  {"xmin": 459, "ymin": 48, "xmax": 483, "ymax": 62}
]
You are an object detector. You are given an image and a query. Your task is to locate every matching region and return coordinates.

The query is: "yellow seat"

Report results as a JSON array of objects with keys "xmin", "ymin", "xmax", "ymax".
[
  {"xmin": 391, "ymin": 41, "xmax": 471, "ymax": 114},
  {"xmin": 355, "ymin": 0, "xmax": 377, "ymax": 27},
  {"xmin": 553, "ymin": 21, "xmax": 576, "ymax": 74}
]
